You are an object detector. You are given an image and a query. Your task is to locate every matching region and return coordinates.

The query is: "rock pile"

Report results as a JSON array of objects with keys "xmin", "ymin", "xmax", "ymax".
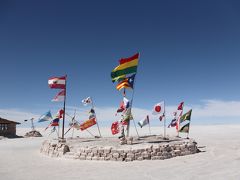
[
  {"xmin": 40, "ymin": 137, "xmax": 200, "ymax": 162},
  {"xmin": 24, "ymin": 130, "xmax": 42, "ymax": 137}
]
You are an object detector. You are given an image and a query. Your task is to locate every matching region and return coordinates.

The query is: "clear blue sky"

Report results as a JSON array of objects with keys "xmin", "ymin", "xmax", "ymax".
[{"xmin": 1, "ymin": 0, "xmax": 240, "ymax": 124}]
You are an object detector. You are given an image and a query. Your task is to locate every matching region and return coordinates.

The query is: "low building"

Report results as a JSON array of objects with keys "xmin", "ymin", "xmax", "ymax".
[{"xmin": 0, "ymin": 117, "xmax": 21, "ymax": 137}]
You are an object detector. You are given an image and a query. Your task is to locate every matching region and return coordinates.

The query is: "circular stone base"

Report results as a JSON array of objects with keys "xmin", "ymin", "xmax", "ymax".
[{"xmin": 40, "ymin": 135, "xmax": 200, "ymax": 161}]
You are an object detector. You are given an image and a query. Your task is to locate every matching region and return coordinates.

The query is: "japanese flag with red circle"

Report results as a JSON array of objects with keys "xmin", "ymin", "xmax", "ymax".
[{"xmin": 152, "ymin": 101, "xmax": 165, "ymax": 115}]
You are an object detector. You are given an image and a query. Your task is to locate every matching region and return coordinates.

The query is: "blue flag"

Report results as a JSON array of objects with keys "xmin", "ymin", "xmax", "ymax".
[{"xmin": 38, "ymin": 111, "xmax": 53, "ymax": 123}]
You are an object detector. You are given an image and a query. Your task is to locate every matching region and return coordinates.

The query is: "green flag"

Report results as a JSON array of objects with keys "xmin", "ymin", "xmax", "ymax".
[
  {"xmin": 180, "ymin": 109, "xmax": 192, "ymax": 123},
  {"xmin": 178, "ymin": 123, "xmax": 190, "ymax": 133}
]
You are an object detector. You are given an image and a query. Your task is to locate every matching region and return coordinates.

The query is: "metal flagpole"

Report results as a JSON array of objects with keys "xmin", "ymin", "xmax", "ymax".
[
  {"xmin": 163, "ymin": 101, "xmax": 166, "ymax": 139},
  {"xmin": 91, "ymin": 97, "xmax": 102, "ymax": 137},
  {"xmin": 126, "ymin": 52, "xmax": 140, "ymax": 137},
  {"xmin": 61, "ymin": 75, "xmax": 67, "ymax": 141},
  {"xmin": 148, "ymin": 117, "xmax": 151, "ymax": 135},
  {"xmin": 30, "ymin": 118, "xmax": 35, "ymax": 131}
]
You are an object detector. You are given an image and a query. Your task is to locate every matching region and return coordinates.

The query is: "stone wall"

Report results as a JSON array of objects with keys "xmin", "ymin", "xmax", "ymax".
[{"xmin": 40, "ymin": 138, "xmax": 199, "ymax": 161}]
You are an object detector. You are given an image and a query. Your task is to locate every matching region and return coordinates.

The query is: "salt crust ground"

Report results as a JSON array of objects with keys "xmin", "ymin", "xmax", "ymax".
[{"xmin": 0, "ymin": 125, "xmax": 240, "ymax": 180}]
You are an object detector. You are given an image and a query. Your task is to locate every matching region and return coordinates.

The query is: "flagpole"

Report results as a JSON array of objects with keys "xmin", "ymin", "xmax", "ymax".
[
  {"xmin": 126, "ymin": 52, "xmax": 140, "ymax": 137},
  {"xmin": 61, "ymin": 75, "xmax": 67, "ymax": 141},
  {"xmin": 148, "ymin": 117, "xmax": 151, "ymax": 135},
  {"xmin": 91, "ymin": 97, "xmax": 102, "ymax": 137},
  {"xmin": 30, "ymin": 118, "xmax": 35, "ymax": 131},
  {"xmin": 163, "ymin": 101, "xmax": 166, "ymax": 139}
]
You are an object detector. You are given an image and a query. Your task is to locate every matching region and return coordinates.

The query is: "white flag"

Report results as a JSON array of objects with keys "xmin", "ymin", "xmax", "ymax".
[{"xmin": 152, "ymin": 101, "xmax": 165, "ymax": 115}]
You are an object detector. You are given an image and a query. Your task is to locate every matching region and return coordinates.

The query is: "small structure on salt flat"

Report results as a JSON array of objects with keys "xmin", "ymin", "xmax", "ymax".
[{"xmin": 0, "ymin": 117, "xmax": 21, "ymax": 137}]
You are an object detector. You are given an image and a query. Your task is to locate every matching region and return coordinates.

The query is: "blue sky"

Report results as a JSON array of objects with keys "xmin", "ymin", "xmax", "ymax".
[{"xmin": 1, "ymin": 0, "xmax": 240, "ymax": 126}]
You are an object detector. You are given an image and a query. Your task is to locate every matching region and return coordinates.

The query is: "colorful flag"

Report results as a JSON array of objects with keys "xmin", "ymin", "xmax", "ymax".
[
  {"xmin": 168, "ymin": 118, "xmax": 177, "ymax": 128},
  {"xmin": 111, "ymin": 53, "xmax": 139, "ymax": 82},
  {"xmin": 48, "ymin": 76, "xmax": 66, "ymax": 89},
  {"xmin": 178, "ymin": 123, "xmax": 190, "ymax": 133},
  {"xmin": 177, "ymin": 102, "xmax": 184, "ymax": 110},
  {"xmin": 52, "ymin": 90, "xmax": 65, "ymax": 102},
  {"xmin": 111, "ymin": 121, "xmax": 119, "ymax": 135},
  {"xmin": 116, "ymin": 79, "xmax": 131, "ymax": 90},
  {"xmin": 138, "ymin": 115, "xmax": 149, "ymax": 128},
  {"xmin": 51, "ymin": 118, "xmax": 59, "ymax": 126},
  {"xmin": 152, "ymin": 101, "xmax": 165, "ymax": 115},
  {"xmin": 82, "ymin": 97, "xmax": 92, "ymax": 106},
  {"xmin": 38, "ymin": 111, "xmax": 52, "ymax": 122},
  {"xmin": 79, "ymin": 118, "xmax": 96, "ymax": 131},
  {"xmin": 116, "ymin": 74, "xmax": 135, "ymax": 91},
  {"xmin": 180, "ymin": 109, "xmax": 192, "ymax": 123}
]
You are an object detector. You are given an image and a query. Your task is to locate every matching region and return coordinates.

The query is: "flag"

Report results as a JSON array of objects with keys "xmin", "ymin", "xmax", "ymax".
[
  {"xmin": 48, "ymin": 76, "xmax": 66, "ymax": 89},
  {"xmin": 111, "ymin": 53, "xmax": 139, "ymax": 82},
  {"xmin": 159, "ymin": 114, "xmax": 165, "ymax": 121},
  {"xmin": 180, "ymin": 109, "xmax": 192, "ymax": 123},
  {"xmin": 123, "ymin": 97, "xmax": 130, "ymax": 109},
  {"xmin": 178, "ymin": 123, "xmax": 190, "ymax": 133},
  {"xmin": 177, "ymin": 102, "xmax": 184, "ymax": 110},
  {"xmin": 116, "ymin": 74, "xmax": 135, "ymax": 91},
  {"xmin": 38, "ymin": 111, "xmax": 52, "ymax": 122},
  {"xmin": 51, "ymin": 118, "xmax": 59, "ymax": 126},
  {"xmin": 111, "ymin": 121, "xmax": 119, "ymax": 135},
  {"xmin": 52, "ymin": 90, "xmax": 65, "ymax": 102},
  {"xmin": 89, "ymin": 108, "xmax": 96, "ymax": 119},
  {"xmin": 116, "ymin": 97, "xmax": 130, "ymax": 114},
  {"xmin": 116, "ymin": 79, "xmax": 131, "ymax": 90},
  {"xmin": 138, "ymin": 115, "xmax": 149, "ymax": 128},
  {"xmin": 57, "ymin": 109, "xmax": 64, "ymax": 119},
  {"xmin": 82, "ymin": 97, "xmax": 92, "ymax": 106},
  {"xmin": 152, "ymin": 101, "xmax": 165, "ymax": 115},
  {"xmin": 176, "ymin": 110, "xmax": 183, "ymax": 131},
  {"xmin": 116, "ymin": 101, "xmax": 125, "ymax": 113},
  {"xmin": 79, "ymin": 118, "xmax": 96, "ymax": 131},
  {"xmin": 168, "ymin": 118, "xmax": 177, "ymax": 128}
]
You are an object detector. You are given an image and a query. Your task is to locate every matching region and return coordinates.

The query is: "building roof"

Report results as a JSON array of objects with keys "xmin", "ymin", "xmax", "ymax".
[{"xmin": 0, "ymin": 117, "xmax": 21, "ymax": 124}]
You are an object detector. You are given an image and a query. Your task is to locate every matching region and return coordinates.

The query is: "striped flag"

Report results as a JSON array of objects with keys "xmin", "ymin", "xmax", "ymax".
[
  {"xmin": 116, "ymin": 74, "xmax": 135, "ymax": 91},
  {"xmin": 111, "ymin": 53, "xmax": 139, "ymax": 82},
  {"xmin": 52, "ymin": 90, "xmax": 65, "ymax": 102},
  {"xmin": 38, "ymin": 111, "xmax": 52, "ymax": 123},
  {"xmin": 48, "ymin": 76, "xmax": 66, "ymax": 89}
]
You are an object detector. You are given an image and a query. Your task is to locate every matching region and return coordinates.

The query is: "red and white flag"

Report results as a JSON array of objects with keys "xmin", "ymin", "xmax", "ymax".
[
  {"xmin": 152, "ymin": 101, "xmax": 165, "ymax": 115},
  {"xmin": 48, "ymin": 76, "xmax": 66, "ymax": 89},
  {"xmin": 52, "ymin": 90, "xmax": 65, "ymax": 102},
  {"xmin": 176, "ymin": 110, "xmax": 183, "ymax": 131}
]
